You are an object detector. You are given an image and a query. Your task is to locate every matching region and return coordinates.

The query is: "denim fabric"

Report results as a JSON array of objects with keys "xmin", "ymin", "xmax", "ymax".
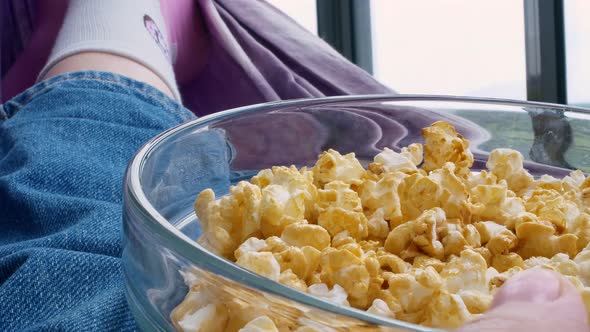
[{"xmin": 0, "ymin": 71, "xmax": 195, "ymax": 331}]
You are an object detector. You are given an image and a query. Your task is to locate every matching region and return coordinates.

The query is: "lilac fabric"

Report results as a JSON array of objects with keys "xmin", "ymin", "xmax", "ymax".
[
  {"xmin": 181, "ymin": 0, "xmax": 392, "ymax": 116},
  {"xmin": 0, "ymin": 0, "xmax": 393, "ymax": 112}
]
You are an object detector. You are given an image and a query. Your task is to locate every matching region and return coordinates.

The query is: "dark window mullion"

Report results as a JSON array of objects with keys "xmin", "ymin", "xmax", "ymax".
[
  {"xmin": 317, "ymin": 0, "xmax": 373, "ymax": 74},
  {"xmin": 524, "ymin": 0, "xmax": 567, "ymax": 103}
]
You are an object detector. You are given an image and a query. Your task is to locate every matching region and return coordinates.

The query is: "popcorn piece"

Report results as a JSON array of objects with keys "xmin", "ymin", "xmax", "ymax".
[
  {"xmin": 386, "ymin": 271, "xmax": 437, "ymax": 313},
  {"xmin": 535, "ymin": 174, "xmax": 563, "ymax": 191},
  {"xmin": 312, "ymin": 150, "xmax": 366, "ymax": 187},
  {"xmin": 468, "ymin": 181, "xmax": 525, "ymax": 228},
  {"xmin": 363, "ymin": 252, "xmax": 380, "ymax": 277},
  {"xmin": 366, "ymin": 275, "xmax": 385, "ymax": 309},
  {"xmin": 235, "ymin": 237, "xmax": 267, "ymax": 260},
  {"xmin": 466, "ymin": 170, "xmax": 498, "ymax": 188},
  {"xmin": 252, "ymin": 166, "xmax": 319, "ymax": 237},
  {"xmin": 259, "ymin": 186, "xmax": 303, "ymax": 238},
  {"xmin": 463, "ymin": 224, "xmax": 482, "ymax": 248},
  {"xmin": 224, "ymin": 301, "xmax": 269, "ymax": 332},
  {"xmin": 442, "ymin": 229, "xmax": 471, "ymax": 258},
  {"xmin": 398, "ymin": 174, "xmax": 447, "ymax": 223},
  {"xmin": 301, "ymin": 246, "xmax": 322, "ymax": 282},
  {"xmin": 412, "ymin": 255, "xmax": 445, "ymax": 273},
  {"xmin": 550, "ymin": 253, "xmax": 580, "ymax": 276},
  {"xmin": 236, "ymin": 251, "xmax": 281, "ymax": 281},
  {"xmin": 415, "ymin": 266, "xmax": 444, "ymax": 290},
  {"xmin": 458, "ymin": 290, "xmax": 493, "ymax": 314},
  {"xmin": 308, "ymin": 272, "xmax": 322, "ymax": 286},
  {"xmin": 239, "ymin": 316, "xmax": 278, "ymax": 332},
  {"xmin": 279, "ymin": 269, "xmax": 308, "ymax": 292},
  {"xmin": 178, "ymin": 303, "xmax": 229, "ymax": 332},
  {"xmin": 274, "ymin": 246, "xmax": 321, "ymax": 281},
  {"xmin": 472, "ymin": 247, "xmax": 493, "ymax": 267},
  {"xmin": 195, "ymin": 183, "xmax": 262, "ymax": 258},
  {"xmin": 336, "ymin": 264, "xmax": 371, "ymax": 308},
  {"xmin": 490, "ymin": 266, "xmax": 523, "ymax": 289},
  {"xmin": 567, "ymin": 212, "xmax": 590, "ymax": 251},
  {"xmin": 474, "ymin": 221, "xmax": 518, "ymax": 255},
  {"xmin": 422, "ymin": 291, "xmax": 473, "ymax": 328},
  {"xmin": 492, "ymin": 253, "xmax": 524, "ymax": 273},
  {"xmin": 171, "ymin": 288, "xmax": 213, "ymax": 331},
  {"xmin": 262, "ymin": 236, "xmax": 289, "ymax": 253},
  {"xmin": 384, "ymin": 208, "xmax": 446, "ymax": 260},
  {"xmin": 367, "ymin": 299, "xmax": 396, "ymax": 319},
  {"xmin": 429, "ymin": 163, "xmax": 470, "ymax": 220},
  {"xmin": 580, "ymin": 288, "xmax": 590, "ymax": 324},
  {"xmin": 319, "ymin": 248, "xmax": 370, "ymax": 307},
  {"xmin": 379, "ymin": 253, "xmax": 410, "ymax": 274},
  {"xmin": 366, "ymin": 208, "xmax": 390, "ymax": 240},
  {"xmin": 422, "ymin": 121, "xmax": 474, "ymax": 177},
  {"xmin": 317, "ymin": 207, "xmax": 367, "ymax": 240},
  {"xmin": 252, "ymin": 165, "xmax": 318, "ymax": 219},
  {"xmin": 359, "ymin": 240, "xmax": 382, "ymax": 253},
  {"xmin": 307, "ymin": 283, "xmax": 350, "ymax": 306},
  {"xmin": 567, "ymin": 275, "xmax": 585, "ymax": 290},
  {"xmin": 281, "ymin": 223, "xmax": 331, "ymax": 251},
  {"xmin": 359, "ymin": 172, "xmax": 406, "ymax": 226},
  {"xmin": 292, "ymin": 327, "xmax": 326, "ymax": 332},
  {"xmin": 525, "ymin": 188, "xmax": 578, "ymax": 232},
  {"xmin": 563, "ymin": 170, "xmax": 587, "ymax": 190},
  {"xmin": 331, "ymin": 232, "xmax": 358, "ymax": 252},
  {"xmin": 396, "ymin": 311, "xmax": 425, "ymax": 325},
  {"xmin": 522, "ymin": 256, "xmax": 552, "ymax": 269},
  {"xmin": 561, "ymin": 170, "xmax": 590, "ymax": 208},
  {"xmin": 401, "ymin": 143, "xmax": 424, "ymax": 167},
  {"xmin": 486, "ymin": 148, "xmax": 533, "ymax": 193},
  {"xmin": 522, "ymin": 254, "xmax": 580, "ymax": 279},
  {"xmin": 316, "ymin": 182, "xmax": 368, "ymax": 240},
  {"xmin": 575, "ymin": 246, "xmax": 590, "ymax": 286},
  {"xmin": 441, "ymin": 249, "xmax": 489, "ymax": 293},
  {"xmin": 316, "ymin": 181, "xmax": 363, "ymax": 212},
  {"xmin": 377, "ymin": 289, "xmax": 403, "ymax": 315},
  {"xmin": 372, "ymin": 146, "xmax": 421, "ymax": 173},
  {"xmin": 515, "ymin": 221, "xmax": 578, "ymax": 259}
]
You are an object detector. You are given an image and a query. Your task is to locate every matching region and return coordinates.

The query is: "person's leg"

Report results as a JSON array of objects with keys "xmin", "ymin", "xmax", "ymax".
[
  {"xmin": 0, "ymin": 1, "xmax": 218, "ymax": 330},
  {"xmin": 40, "ymin": 0, "xmax": 179, "ymax": 100},
  {"xmin": 43, "ymin": 52, "xmax": 177, "ymax": 100},
  {"xmin": 2, "ymin": 0, "xmax": 210, "ymax": 101}
]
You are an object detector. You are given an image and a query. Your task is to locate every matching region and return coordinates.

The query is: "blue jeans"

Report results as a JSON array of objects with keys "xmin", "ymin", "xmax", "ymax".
[{"xmin": 0, "ymin": 71, "xmax": 195, "ymax": 331}]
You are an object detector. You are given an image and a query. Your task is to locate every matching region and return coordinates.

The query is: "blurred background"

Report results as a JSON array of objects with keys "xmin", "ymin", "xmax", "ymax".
[{"xmin": 268, "ymin": 0, "xmax": 589, "ymax": 107}]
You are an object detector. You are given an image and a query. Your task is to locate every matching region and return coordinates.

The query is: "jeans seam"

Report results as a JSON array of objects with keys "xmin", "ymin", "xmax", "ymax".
[{"xmin": 2, "ymin": 72, "xmax": 191, "ymax": 122}]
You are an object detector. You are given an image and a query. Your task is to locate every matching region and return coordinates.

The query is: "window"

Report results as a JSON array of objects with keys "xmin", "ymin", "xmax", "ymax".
[
  {"xmin": 266, "ymin": 0, "xmax": 318, "ymax": 35},
  {"xmin": 268, "ymin": 1, "xmax": 583, "ymax": 105},
  {"xmin": 371, "ymin": 0, "xmax": 527, "ymax": 99},
  {"xmin": 565, "ymin": 0, "xmax": 590, "ymax": 107}
]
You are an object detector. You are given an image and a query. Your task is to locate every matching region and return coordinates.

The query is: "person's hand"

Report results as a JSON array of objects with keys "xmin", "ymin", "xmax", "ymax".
[{"xmin": 458, "ymin": 268, "xmax": 589, "ymax": 332}]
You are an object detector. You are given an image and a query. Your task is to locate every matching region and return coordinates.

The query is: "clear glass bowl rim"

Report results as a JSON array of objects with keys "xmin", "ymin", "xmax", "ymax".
[{"xmin": 125, "ymin": 94, "xmax": 590, "ymax": 331}]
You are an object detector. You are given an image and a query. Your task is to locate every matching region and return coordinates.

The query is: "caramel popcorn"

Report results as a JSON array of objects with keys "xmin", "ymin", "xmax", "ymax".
[
  {"xmin": 173, "ymin": 121, "xmax": 590, "ymax": 331},
  {"xmin": 422, "ymin": 121, "xmax": 473, "ymax": 177},
  {"xmin": 238, "ymin": 316, "xmax": 279, "ymax": 332}
]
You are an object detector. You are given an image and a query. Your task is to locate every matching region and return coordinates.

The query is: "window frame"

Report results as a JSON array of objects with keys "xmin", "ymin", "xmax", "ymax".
[
  {"xmin": 315, "ymin": 0, "xmax": 568, "ymax": 103},
  {"xmin": 524, "ymin": 0, "xmax": 567, "ymax": 103},
  {"xmin": 317, "ymin": 0, "xmax": 373, "ymax": 74}
]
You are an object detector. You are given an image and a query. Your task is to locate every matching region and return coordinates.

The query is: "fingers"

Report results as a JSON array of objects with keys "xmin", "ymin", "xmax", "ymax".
[
  {"xmin": 457, "ymin": 269, "xmax": 589, "ymax": 332},
  {"xmin": 491, "ymin": 268, "xmax": 561, "ymax": 305}
]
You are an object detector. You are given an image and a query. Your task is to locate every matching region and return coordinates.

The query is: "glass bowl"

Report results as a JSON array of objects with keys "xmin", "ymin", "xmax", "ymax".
[{"xmin": 122, "ymin": 95, "xmax": 590, "ymax": 331}]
